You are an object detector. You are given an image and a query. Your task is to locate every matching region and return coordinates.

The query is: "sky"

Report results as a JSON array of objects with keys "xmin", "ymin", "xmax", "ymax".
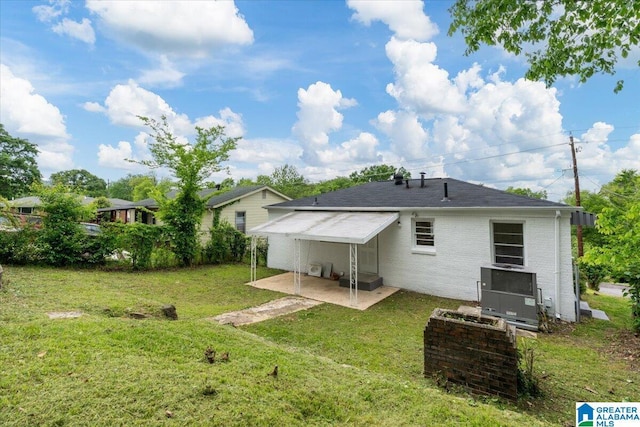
[{"xmin": 1, "ymin": 0, "xmax": 639, "ymax": 201}]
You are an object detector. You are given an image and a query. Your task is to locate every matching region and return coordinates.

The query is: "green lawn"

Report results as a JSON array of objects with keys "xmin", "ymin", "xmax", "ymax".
[{"xmin": 1, "ymin": 265, "xmax": 637, "ymax": 426}]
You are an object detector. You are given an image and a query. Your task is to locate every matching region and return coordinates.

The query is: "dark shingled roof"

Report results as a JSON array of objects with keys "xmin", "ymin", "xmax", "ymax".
[
  {"xmin": 270, "ymin": 178, "xmax": 570, "ymax": 210},
  {"xmin": 115, "ymin": 185, "xmax": 273, "ymax": 209}
]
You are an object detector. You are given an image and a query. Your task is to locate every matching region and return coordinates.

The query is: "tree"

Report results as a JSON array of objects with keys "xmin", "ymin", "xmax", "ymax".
[
  {"xmin": 349, "ymin": 164, "xmax": 398, "ymax": 183},
  {"xmin": 449, "ymin": 0, "xmax": 640, "ymax": 92},
  {"xmin": 582, "ymin": 169, "xmax": 640, "ymax": 331},
  {"xmin": 36, "ymin": 185, "xmax": 92, "ymax": 266},
  {"xmin": 132, "ymin": 176, "xmax": 172, "ymax": 202},
  {"xmin": 50, "ymin": 169, "xmax": 107, "ymax": 197},
  {"xmin": 0, "ymin": 124, "xmax": 42, "ymax": 199},
  {"xmin": 505, "ymin": 187, "xmax": 547, "ymax": 200},
  {"xmin": 260, "ymin": 164, "xmax": 311, "ymax": 199},
  {"xmin": 135, "ymin": 115, "xmax": 239, "ymax": 266}
]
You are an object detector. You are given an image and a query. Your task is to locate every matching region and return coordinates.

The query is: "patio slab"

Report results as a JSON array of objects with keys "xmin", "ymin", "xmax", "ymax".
[{"xmin": 249, "ymin": 272, "xmax": 400, "ymax": 310}]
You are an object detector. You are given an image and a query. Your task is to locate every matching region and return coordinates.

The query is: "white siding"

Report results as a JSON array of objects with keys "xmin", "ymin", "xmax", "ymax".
[
  {"xmin": 199, "ymin": 190, "xmax": 289, "ymax": 242},
  {"xmin": 266, "ymin": 208, "xmax": 576, "ymax": 322}
]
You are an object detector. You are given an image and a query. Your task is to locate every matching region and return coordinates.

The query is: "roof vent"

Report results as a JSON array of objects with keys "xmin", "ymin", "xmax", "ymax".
[
  {"xmin": 420, "ymin": 172, "xmax": 425, "ymax": 188},
  {"xmin": 442, "ymin": 182, "xmax": 450, "ymax": 202},
  {"xmin": 393, "ymin": 173, "xmax": 404, "ymax": 185}
]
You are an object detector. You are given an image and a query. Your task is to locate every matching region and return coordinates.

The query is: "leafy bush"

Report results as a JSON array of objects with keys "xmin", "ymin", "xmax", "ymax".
[
  {"xmin": 255, "ymin": 237, "xmax": 269, "ymax": 266},
  {"xmin": 114, "ymin": 222, "xmax": 163, "ymax": 270},
  {"xmin": 151, "ymin": 247, "xmax": 179, "ymax": 269},
  {"xmin": 578, "ymin": 259, "xmax": 607, "ymax": 291},
  {"xmin": 517, "ymin": 340, "xmax": 542, "ymax": 398},
  {"xmin": 35, "ymin": 185, "xmax": 95, "ymax": 266},
  {"xmin": 203, "ymin": 221, "xmax": 247, "ymax": 264},
  {"xmin": 621, "ymin": 270, "xmax": 640, "ymax": 333},
  {"xmin": 0, "ymin": 228, "xmax": 42, "ymax": 265}
]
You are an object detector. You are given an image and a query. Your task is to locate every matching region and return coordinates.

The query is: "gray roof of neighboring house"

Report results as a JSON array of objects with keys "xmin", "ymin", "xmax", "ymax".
[
  {"xmin": 268, "ymin": 177, "xmax": 571, "ymax": 210},
  {"xmin": 113, "ymin": 185, "xmax": 289, "ymax": 210},
  {"xmin": 10, "ymin": 196, "xmax": 132, "ymax": 208}
]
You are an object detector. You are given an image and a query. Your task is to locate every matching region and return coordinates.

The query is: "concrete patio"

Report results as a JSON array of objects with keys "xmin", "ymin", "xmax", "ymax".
[{"xmin": 248, "ymin": 272, "xmax": 400, "ymax": 310}]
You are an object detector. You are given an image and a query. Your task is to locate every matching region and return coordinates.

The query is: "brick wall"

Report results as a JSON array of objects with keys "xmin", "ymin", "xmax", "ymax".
[{"xmin": 424, "ymin": 308, "xmax": 518, "ymax": 401}]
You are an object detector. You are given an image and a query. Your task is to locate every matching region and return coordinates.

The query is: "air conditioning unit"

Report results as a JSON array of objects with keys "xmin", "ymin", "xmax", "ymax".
[
  {"xmin": 480, "ymin": 265, "xmax": 540, "ymax": 330},
  {"xmin": 308, "ymin": 263, "xmax": 322, "ymax": 277}
]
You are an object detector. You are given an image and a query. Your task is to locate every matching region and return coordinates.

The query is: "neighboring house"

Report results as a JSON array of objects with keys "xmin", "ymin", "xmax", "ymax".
[
  {"xmin": 9, "ymin": 196, "xmax": 131, "ymax": 217},
  {"xmin": 250, "ymin": 176, "xmax": 579, "ymax": 322},
  {"xmin": 99, "ymin": 185, "xmax": 290, "ymax": 240}
]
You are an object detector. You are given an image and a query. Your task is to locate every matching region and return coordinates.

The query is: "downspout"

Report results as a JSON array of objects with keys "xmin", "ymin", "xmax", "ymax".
[{"xmin": 554, "ymin": 210, "xmax": 561, "ymax": 319}]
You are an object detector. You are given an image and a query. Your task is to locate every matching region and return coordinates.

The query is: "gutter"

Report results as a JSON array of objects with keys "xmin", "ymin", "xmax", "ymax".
[{"xmin": 554, "ymin": 210, "xmax": 561, "ymax": 319}]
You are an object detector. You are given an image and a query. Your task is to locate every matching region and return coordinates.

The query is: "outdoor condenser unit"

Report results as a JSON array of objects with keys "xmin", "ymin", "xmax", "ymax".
[{"xmin": 480, "ymin": 265, "xmax": 539, "ymax": 330}]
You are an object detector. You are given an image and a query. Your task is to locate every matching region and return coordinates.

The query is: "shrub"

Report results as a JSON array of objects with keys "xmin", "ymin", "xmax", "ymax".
[
  {"xmin": 578, "ymin": 259, "xmax": 607, "ymax": 291},
  {"xmin": 0, "ymin": 228, "xmax": 42, "ymax": 265},
  {"xmin": 115, "ymin": 222, "xmax": 164, "ymax": 270},
  {"xmin": 203, "ymin": 221, "xmax": 247, "ymax": 264},
  {"xmin": 255, "ymin": 237, "xmax": 269, "ymax": 266}
]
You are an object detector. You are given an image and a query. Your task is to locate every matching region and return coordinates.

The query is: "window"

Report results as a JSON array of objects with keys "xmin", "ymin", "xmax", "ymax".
[
  {"xmin": 235, "ymin": 211, "xmax": 246, "ymax": 233},
  {"xmin": 492, "ymin": 222, "xmax": 524, "ymax": 266},
  {"xmin": 19, "ymin": 207, "xmax": 33, "ymax": 214},
  {"xmin": 412, "ymin": 218, "xmax": 435, "ymax": 253}
]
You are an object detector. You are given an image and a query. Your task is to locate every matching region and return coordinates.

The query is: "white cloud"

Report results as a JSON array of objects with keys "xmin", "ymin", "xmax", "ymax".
[
  {"xmin": 612, "ymin": 134, "xmax": 640, "ymax": 171},
  {"xmin": 194, "ymin": 108, "xmax": 245, "ymax": 139},
  {"xmin": 231, "ymin": 138, "xmax": 302, "ymax": 165},
  {"xmin": 291, "ymin": 81, "xmax": 357, "ymax": 165},
  {"xmin": 385, "ymin": 37, "xmax": 467, "ymax": 116},
  {"xmin": 0, "ymin": 64, "xmax": 68, "ymax": 139},
  {"xmin": 347, "ymin": 0, "xmax": 438, "ymax": 41},
  {"xmin": 82, "ymin": 101, "xmax": 105, "ymax": 113},
  {"xmin": 317, "ymin": 132, "xmax": 380, "ymax": 164},
  {"xmin": 374, "ymin": 110, "xmax": 428, "ymax": 159},
  {"xmin": 32, "ymin": 0, "xmax": 69, "ymax": 22},
  {"xmin": 85, "ymin": 0, "xmax": 254, "ymax": 57},
  {"xmin": 87, "ymin": 80, "xmax": 191, "ymax": 134},
  {"xmin": 52, "ymin": 18, "xmax": 95, "ymax": 45},
  {"xmin": 138, "ymin": 55, "xmax": 185, "ymax": 88},
  {"xmin": 93, "ymin": 88, "xmax": 247, "ymax": 173}
]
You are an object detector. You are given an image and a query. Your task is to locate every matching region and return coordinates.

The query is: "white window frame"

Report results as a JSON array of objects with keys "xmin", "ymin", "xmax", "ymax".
[
  {"xmin": 412, "ymin": 217, "xmax": 436, "ymax": 255},
  {"xmin": 491, "ymin": 221, "xmax": 525, "ymax": 266},
  {"xmin": 235, "ymin": 211, "xmax": 246, "ymax": 234}
]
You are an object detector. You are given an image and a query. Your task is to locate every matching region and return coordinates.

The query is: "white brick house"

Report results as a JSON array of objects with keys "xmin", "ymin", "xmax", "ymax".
[{"xmin": 251, "ymin": 177, "xmax": 578, "ymax": 323}]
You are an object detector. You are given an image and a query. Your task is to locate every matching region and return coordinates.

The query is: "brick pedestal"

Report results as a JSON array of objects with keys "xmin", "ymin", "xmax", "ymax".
[{"xmin": 424, "ymin": 308, "xmax": 518, "ymax": 400}]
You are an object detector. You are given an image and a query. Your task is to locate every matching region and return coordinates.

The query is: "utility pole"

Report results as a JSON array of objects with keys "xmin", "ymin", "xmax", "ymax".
[{"xmin": 569, "ymin": 134, "xmax": 584, "ymax": 257}]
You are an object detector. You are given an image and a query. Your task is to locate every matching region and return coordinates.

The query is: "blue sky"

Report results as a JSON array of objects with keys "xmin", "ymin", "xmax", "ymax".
[{"xmin": 1, "ymin": 0, "xmax": 638, "ymax": 201}]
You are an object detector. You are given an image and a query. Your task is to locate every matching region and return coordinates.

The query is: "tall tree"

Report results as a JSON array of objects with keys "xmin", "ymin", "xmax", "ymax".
[
  {"xmin": 135, "ymin": 115, "xmax": 239, "ymax": 266},
  {"xmin": 582, "ymin": 169, "xmax": 640, "ymax": 331},
  {"xmin": 0, "ymin": 124, "xmax": 42, "ymax": 199},
  {"xmin": 449, "ymin": 0, "xmax": 640, "ymax": 92},
  {"xmin": 349, "ymin": 164, "xmax": 397, "ymax": 183},
  {"xmin": 349, "ymin": 165, "xmax": 411, "ymax": 183},
  {"xmin": 50, "ymin": 169, "xmax": 107, "ymax": 197},
  {"xmin": 505, "ymin": 186, "xmax": 547, "ymax": 200},
  {"xmin": 262, "ymin": 164, "xmax": 310, "ymax": 198}
]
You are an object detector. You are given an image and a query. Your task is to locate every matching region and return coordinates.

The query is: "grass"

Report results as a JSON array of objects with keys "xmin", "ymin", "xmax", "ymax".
[{"xmin": 1, "ymin": 265, "xmax": 638, "ymax": 426}]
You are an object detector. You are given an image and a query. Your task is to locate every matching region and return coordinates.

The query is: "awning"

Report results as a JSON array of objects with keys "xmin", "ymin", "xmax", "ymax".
[
  {"xmin": 249, "ymin": 211, "xmax": 399, "ymax": 244},
  {"xmin": 570, "ymin": 210, "xmax": 597, "ymax": 227}
]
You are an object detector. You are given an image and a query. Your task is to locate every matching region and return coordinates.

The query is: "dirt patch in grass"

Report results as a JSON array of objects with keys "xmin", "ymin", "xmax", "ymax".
[{"xmin": 603, "ymin": 329, "xmax": 640, "ymax": 370}]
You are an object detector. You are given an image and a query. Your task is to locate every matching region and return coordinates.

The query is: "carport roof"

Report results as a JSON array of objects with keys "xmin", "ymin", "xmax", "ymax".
[{"xmin": 249, "ymin": 211, "xmax": 399, "ymax": 244}]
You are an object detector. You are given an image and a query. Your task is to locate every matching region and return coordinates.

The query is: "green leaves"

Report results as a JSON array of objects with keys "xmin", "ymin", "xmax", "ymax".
[
  {"xmin": 0, "ymin": 124, "xmax": 42, "ymax": 199},
  {"xmin": 449, "ymin": 0, "xmax": 640, "ymax": 92},
  {"xmin": 134, "ymin": 116, "xmax": 239, "ymax": 267}
]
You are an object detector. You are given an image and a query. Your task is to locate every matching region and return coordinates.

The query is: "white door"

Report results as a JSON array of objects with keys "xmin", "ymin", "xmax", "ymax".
[{"xmin": 358, "ymin": 236, "xmax": 378, "ymax": 274}]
